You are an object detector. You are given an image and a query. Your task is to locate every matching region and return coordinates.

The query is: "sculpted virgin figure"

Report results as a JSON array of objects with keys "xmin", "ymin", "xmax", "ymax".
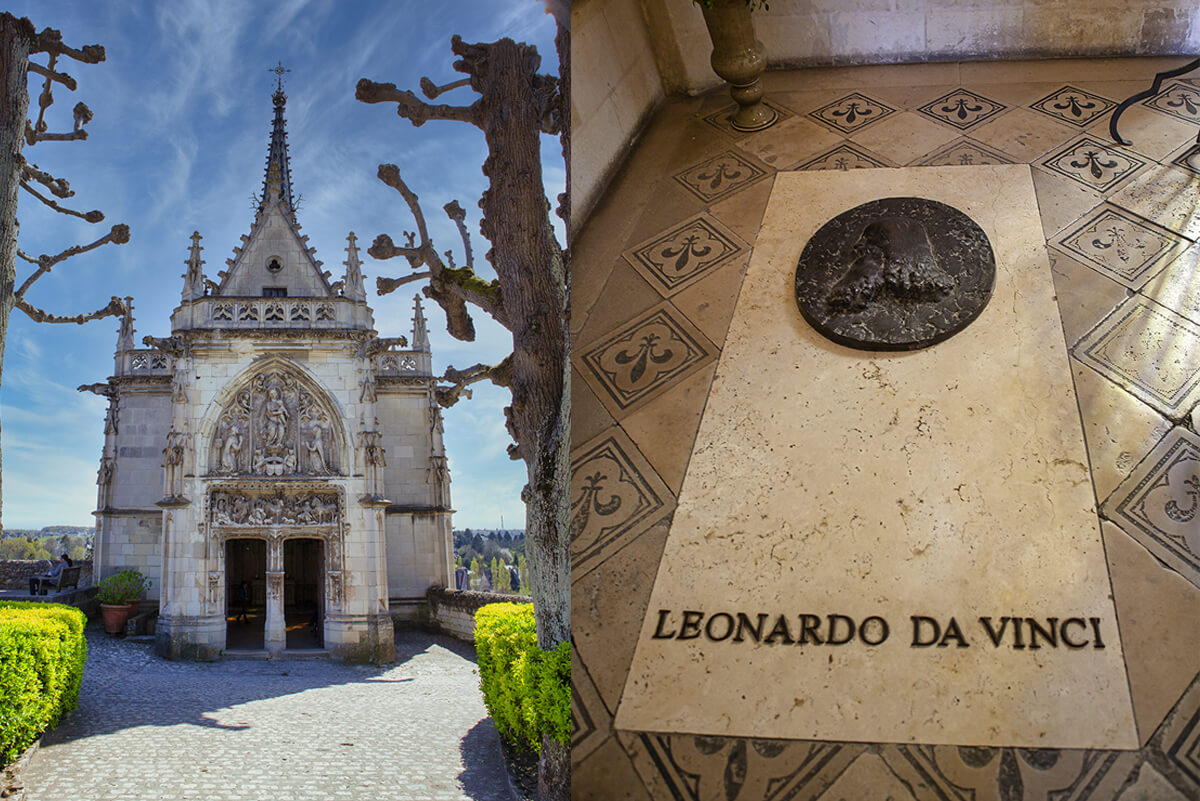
[{"xmin": 264, "ymin": 387, "xmax": 289, "ymax": 445}]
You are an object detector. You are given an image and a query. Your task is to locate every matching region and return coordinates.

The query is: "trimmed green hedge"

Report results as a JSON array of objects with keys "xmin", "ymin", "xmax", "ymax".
[
  {"xmin": 0, "ymin": 602, "xmax": 87, "ymax": 765},
  {"xmin": 474, "ymin": 602, "xmax": 570, "ymax": 753}
]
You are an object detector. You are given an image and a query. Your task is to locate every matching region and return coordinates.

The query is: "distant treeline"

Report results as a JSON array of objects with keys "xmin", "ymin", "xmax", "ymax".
[{"xmin": 0, "ymin": 528, "xmax": 93, "ymax": 562}]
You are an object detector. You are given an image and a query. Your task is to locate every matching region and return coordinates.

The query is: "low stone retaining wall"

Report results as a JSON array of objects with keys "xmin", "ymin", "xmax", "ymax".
[
  {"xmin": 425, "ymin": 586, "xmax": 531, "ymax": 643},
  {"xmin": 0, "ymin": 560, "xmax": 92, "ymax": 591}
]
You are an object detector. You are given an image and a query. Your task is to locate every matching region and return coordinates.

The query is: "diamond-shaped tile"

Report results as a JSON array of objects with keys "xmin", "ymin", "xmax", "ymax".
[
  {"xmin": 624, "ymin": 213, "xmax": 749, "ymax": 295},
  {"xmin": 917, "ymin": 88, "xmax": 1007, "ymax": 130},
  {"xmin": 1053, "ymin": 206, "xmax": 1187, "ymax": 289},
  {"xmin": 630, "ymin": 733, "xmax": 861, "ymax": 801},
  {"xmin": 1169, "ymin": 142, "xmax": 1200, "ymax": 179},
  {"xmin": 1145, "ymin": 81, "xmax": 1200, "ymax": 124},
  {"xmin": 1040, "ymin": 135, "xmax": 1147, "ymax": 192},
  {"xmin": 1030, "ymin": 85, "xmax": 1117, "ymax": 126},
  {"xmin": 577, "ymin": 304, "xmax": 714, "ymax": 413},
  {"xmin": 1074, "ymin": 297, "xmax": 1200, "ymax": 416},
  {"xmin": 673, "ymin": 149, "xmax": 770, "ymax": 204},
  {"xmin": 806, "ymin": 92, "xmax": 897, "ymax": 133},
  {"xmin": 914, "ymin": 137, "xmax": 1014, "ymax": 166},
  {"xmin": 571, "ymin": 651, "xmax": 612, "ymax": 765},
  {"xmin": 570, "ymin": 430, "xmax": 672, "ymax": 580},
  {"xmin": 702, "ymin": 100, "xmax": 794, "ymax": 139},
  {"xmin": 1103, "ymin": 428, "xmax": 1200, "ymax": 592},
  {"xmin": 792, "ymin": 142, "xmax": 893, "ymax": 171}
]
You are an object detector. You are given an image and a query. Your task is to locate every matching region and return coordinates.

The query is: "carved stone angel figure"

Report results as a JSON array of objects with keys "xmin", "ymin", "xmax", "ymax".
[{"xmin": 219, "ymin": 425, "xmax": 243, "ymax": 473}]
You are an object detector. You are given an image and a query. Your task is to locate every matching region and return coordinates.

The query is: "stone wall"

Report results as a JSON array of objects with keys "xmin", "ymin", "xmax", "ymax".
[
  {"xmin": 0, "ymin": 560, "xmax": 93, "ymax": 590},
  {"xmin": 425, "ymin": 586, "xmax": 532, "ymax": 643}
]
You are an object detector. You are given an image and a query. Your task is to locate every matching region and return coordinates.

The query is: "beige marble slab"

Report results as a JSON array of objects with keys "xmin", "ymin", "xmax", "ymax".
[{"xmin": 615, "ymin": 165, "xmax": 1137, "ymax": 748}]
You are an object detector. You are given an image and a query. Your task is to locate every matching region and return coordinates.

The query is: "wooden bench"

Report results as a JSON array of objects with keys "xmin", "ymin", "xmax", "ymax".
[{"xmin": 33, "ymin": 565, "xmax": 83, "ymax": 595}]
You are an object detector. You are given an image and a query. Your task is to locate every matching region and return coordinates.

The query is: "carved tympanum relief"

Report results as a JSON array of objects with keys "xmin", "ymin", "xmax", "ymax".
[
  {"xmin": 210, "ymin": 489, "xmax": 340, "ymax": 527},
  {"xmin": 209, "ymin": 369, "xmax": 343, "ymax": 477}
]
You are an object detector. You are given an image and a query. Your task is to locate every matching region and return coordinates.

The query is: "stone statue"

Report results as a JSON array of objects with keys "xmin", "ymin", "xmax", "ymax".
[
  {"xmin": 284, "ymin": 448, "xmax": 297, "ymax": 474},
  {"xmin": 264, "ymin": 387, "xmax": 288, "ymax": 445},
  {"xmin": 253, "ymin": 448, "xmax": 267, "ymax": 474},
  {"xmin": 220, "ymin": 425, "xmax": 243, "ymax": 473},
  {"xmin": 306, "ymin": 419, "xmax": 328, "ymax": 473}
]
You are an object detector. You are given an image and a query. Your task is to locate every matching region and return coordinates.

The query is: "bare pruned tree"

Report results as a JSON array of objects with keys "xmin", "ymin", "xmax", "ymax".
[
  {"xmin": 0, "ymin": 13, "xmax": 129, "ymax": 527},
  {"xmin": 356, "ymin": 6, "xmax": 570, "ymax": 798}
]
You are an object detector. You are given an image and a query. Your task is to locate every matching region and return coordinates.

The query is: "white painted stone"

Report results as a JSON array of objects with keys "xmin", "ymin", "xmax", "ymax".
[{"xmin": 616, "ymin": 166, "xmax": 1136, "ymax": 748}]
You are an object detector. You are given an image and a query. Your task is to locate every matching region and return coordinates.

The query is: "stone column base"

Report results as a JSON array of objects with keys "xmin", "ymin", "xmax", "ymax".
[
  {"xmin": 324, "ymin": 612, "xmax": 395, "ymax": 664},
  {"xmin": 155, "ymin": 613, "xmax": 225, "ymax": 661}
]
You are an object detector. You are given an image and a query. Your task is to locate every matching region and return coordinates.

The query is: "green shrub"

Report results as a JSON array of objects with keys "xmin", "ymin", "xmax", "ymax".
[
  {"xmin": 0, "ymin": 602, "xmax": 87, "ymax": 765},
  {"xmin": 474, "ymin": 602, "xmax": 570, "ymax": 753},
  {"xmin": 95, "ymin": 568, "xmax": 151, "ymax": 605}
]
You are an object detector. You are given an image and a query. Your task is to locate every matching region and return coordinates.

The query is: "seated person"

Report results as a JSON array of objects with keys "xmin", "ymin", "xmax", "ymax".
[{"xmin": 29, "ymin": 554, "xmax": 72, "ymax": 595}]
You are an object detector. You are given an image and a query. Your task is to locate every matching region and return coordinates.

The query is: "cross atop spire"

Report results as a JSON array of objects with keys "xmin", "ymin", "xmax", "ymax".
[{"xmin": 269, "ymin": 61, "xmax": 290, "ymax": 93}]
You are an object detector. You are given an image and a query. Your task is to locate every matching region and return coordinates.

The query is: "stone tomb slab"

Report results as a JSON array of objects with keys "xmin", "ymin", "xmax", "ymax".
[{"xmin": 614, "ymin": 165, "xmax": 1136, "ymax": 749}]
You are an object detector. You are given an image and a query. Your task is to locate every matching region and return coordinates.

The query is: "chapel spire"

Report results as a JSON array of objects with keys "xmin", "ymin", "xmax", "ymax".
[{"xmin": 260, "ymin": 62, "xmax": 296, "ymax": 221}]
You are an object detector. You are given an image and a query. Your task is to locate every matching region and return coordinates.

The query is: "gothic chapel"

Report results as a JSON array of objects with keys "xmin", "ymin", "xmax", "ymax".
[{"xmin": 82, "ymin": 79, "xmax": 454, "ymax": 662}]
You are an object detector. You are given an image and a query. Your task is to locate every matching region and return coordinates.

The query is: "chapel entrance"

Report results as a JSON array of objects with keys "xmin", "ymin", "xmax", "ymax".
[
  {"xmin": 283, "ymin": 538, "xmax": 323, "ymax": 650},
  {"xmin": 225, "ymin": 538, "xmax": 265, "ymax": 650}
]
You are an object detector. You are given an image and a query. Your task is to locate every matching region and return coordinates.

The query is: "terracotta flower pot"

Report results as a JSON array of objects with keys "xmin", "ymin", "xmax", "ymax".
[
  {"xmin": 699, "ymin": 0, "xmax": 777, "ymax": 132},
  {"xmin": 125, "ymin": 599, "xmax": 141, "ymax": 617},
  {"xmin": 100, "ymin": 603, "xmax": 132, "ymax": 635}
]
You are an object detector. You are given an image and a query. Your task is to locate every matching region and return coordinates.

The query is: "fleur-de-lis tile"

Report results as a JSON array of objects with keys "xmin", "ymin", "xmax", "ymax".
[
  {"xmin": 569, "ymin": 433, "xmax": 671, "ymax": 579},
  {"xmin": 1145, "ymin": 81, "xmax": 1200, "ymax": 124},
  {"xmin": 807, "ymin": 92, "xmax": 897, "ymax": 133},
  {"xmin": 1030, "ymin": 85, "xmax": 1116, "ymax": 126},
  {"xmin": 673, "ymin": 150, "xmax": 770, "ymax": 203},
  {"xmin": 793, "ymin": 142, "xmax": 893, "ymax": 172},
  {"xmin": 917, "ymin": 88, "xmax": 1007, "ymax": 130},
  {"xmin": 579, "ymin": 306, "xmax": 713, "ymax": 412},
  {"xmin": 915, "ymin": 137, "xmax": 1014, "ymax": 167},
  {"xmin": 1040, "ymin": 135, "xmax": 1146, "ymax": 192},
  {"xmin": 1074, "ymin": 297, "xmax": 1200, "ymax": 416},
  {"xmin": 626, "ymin": 214, "xmax": 748, "ymax": 294},
  {"xmin": 1053, "ymin": 206, "xmax": 1186, "ymax": 289},
  {"xmin": 1102, "ymin": 428, "xmax": 1200, "ymax": 592}
]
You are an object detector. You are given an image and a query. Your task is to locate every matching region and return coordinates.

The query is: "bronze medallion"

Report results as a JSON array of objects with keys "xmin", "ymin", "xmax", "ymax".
[{"xmin": 794, "ymin": 197, "xmax": 996, "ymax": 350}]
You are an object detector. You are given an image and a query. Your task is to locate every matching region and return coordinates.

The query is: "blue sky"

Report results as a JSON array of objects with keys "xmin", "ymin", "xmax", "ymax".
[{"xmin": 0, "ymin": 0, "xmax": 563, "ymax": 530}]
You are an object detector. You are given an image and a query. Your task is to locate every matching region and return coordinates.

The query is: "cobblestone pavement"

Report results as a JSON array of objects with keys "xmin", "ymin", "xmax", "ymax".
[{"xmin": 19, "ymin": 627, "xmax": 512, "ymax": 801}]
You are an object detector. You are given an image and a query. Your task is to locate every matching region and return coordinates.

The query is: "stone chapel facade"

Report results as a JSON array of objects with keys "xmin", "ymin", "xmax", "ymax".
[{"xmin": 82, "ymin": 83, "xmax": 454, "ymax": 662}]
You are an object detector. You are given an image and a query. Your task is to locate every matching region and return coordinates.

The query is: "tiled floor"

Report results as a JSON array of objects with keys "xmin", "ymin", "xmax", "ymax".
[{"xmin": 571, "ymin": 58, "xmax": 1200, "ymax": 801}]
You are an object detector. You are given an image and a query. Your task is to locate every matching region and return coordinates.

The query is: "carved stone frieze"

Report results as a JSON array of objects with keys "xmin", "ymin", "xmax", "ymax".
[
  {"xmin": 210, "ymin": 369, "xmax": 343, "ymax": 477},
  {"xmin": 209, "ymin": 488, "xmax": 341, "ymax": 527}
]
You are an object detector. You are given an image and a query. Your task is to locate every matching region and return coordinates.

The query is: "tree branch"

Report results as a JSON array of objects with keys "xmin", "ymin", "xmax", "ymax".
[
  {"xmin": 20, "ymin": 179, "xmax": 101, "ymax": 221},
  {"xmin": 31, "ymin": 28, "xmax": 105, "ymax": 63},
  {"xmin": 444, "ymin": 200, "xmax": 474, "ymax": 270},
  {"xmin": 375, "ymin": 271, "xmax": 431, "ymax": 294},
  {"xmin": 15, "ymin": 223, "xmax": 130, "ymax": 298},
  {"xmin": 355, "ymin": 79, "xmax": 480, "ymax": 128},
  {"xmin": 16, "ymin": 295, "xmax": 124, "ymax": 324},
  {"xmin": 434, "ymin": 356, "xmax": 512, "ymax": 408},
  {"xmin": 27, "ymin": 59, "xmax": 76, "ymax": 90},
  {"xmin": 27, "ymin": 101, "xmax": 93, "ymax": 145},
  {"xmin": 22, "ymin": 161, "xmax": 73, "ymax": 198},
  {"xmin": 419, "ymin": 76, "xmax": 470, "ymax": 99}
]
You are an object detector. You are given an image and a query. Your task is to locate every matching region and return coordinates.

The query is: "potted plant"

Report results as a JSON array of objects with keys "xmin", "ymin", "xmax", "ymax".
[
  {"xmin": 695, "ymin": 0, "xmax": 777, "ymax": 132},
  {"xmin": 96, "ymin": 569, "xmax": 152, "ymax": 635}
]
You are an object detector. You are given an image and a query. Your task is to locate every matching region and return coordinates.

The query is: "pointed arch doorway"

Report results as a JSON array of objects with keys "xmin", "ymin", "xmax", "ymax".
[{"xmin": 225, "ymin": 538, "xmax": 265, "ymax": 651}]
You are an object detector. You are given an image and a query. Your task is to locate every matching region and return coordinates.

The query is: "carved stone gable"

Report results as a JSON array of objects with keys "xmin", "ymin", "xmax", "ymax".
[{"xmin": 210, "ymin": 368, "xmax": 343, "ymax": 477}]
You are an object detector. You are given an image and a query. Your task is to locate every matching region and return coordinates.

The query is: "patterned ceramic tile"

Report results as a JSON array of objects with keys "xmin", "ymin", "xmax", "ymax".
[
  {"xmin": 1040, "ymin": 135, "xmax": 1147, "ymax": 193},
  {"xmin": 577, "ymin": 304, "xmax": 715, "ymax": 413},
  {"xmin": 1074, "ymin": 297, "xmax": 1200, "ymax": 417},
  {"xmin": 792, "ymin": 142, "xmax": 893, "ymax": 172},
  {"xmin": 1053, "ymin": 206, "xmax": 1187, "ymax": 289},
  {"xmin": 624, "ymin": 213, "xmax": 749, "ymax": 295},
  {"xmin": 914, "ymin": 137, "xmax": 1014, "ymax": 166},
  {"xmin": 673, "ymin": 150, "xmax": 770, "ymax": 204},
  {"xmin": 883, "ymin": 745, "xmax": 1136, "ymax": 801},
  {"xmin": 1030, "ymin": 85, "xmax": 1117, "ymax": 126},
  {"xmin": 630, "ymin": 734, "xmax": 861, "ymax": 801},
  {"xmin": 1102, "ymin": 428, "xmax": 1200, "ymax": 592},
  {"xmin": 702, "ymin": 100, "xmax": 794, "ymax": 139},
  {"xmin": 1155, "ymin": 674, "xmax": 1200, "ymax": 795},
  {"xmin": 806, "ymin": 92, "xmax": 897, "ymax": 134},
  {"xmin": 1145, "ymin": 81, "xmax": 1200, "ymax": 125},
  {"xmin": 1169, "ymin": 142, "xmax": 1200, "ymax": 179},
  {"xmin": 917, "ymin": 88, "xmax": 1007, "ymax": 130},
  {"xmin": 570, "ymin": 429, "xmax": 672, "ymax": 580}
]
